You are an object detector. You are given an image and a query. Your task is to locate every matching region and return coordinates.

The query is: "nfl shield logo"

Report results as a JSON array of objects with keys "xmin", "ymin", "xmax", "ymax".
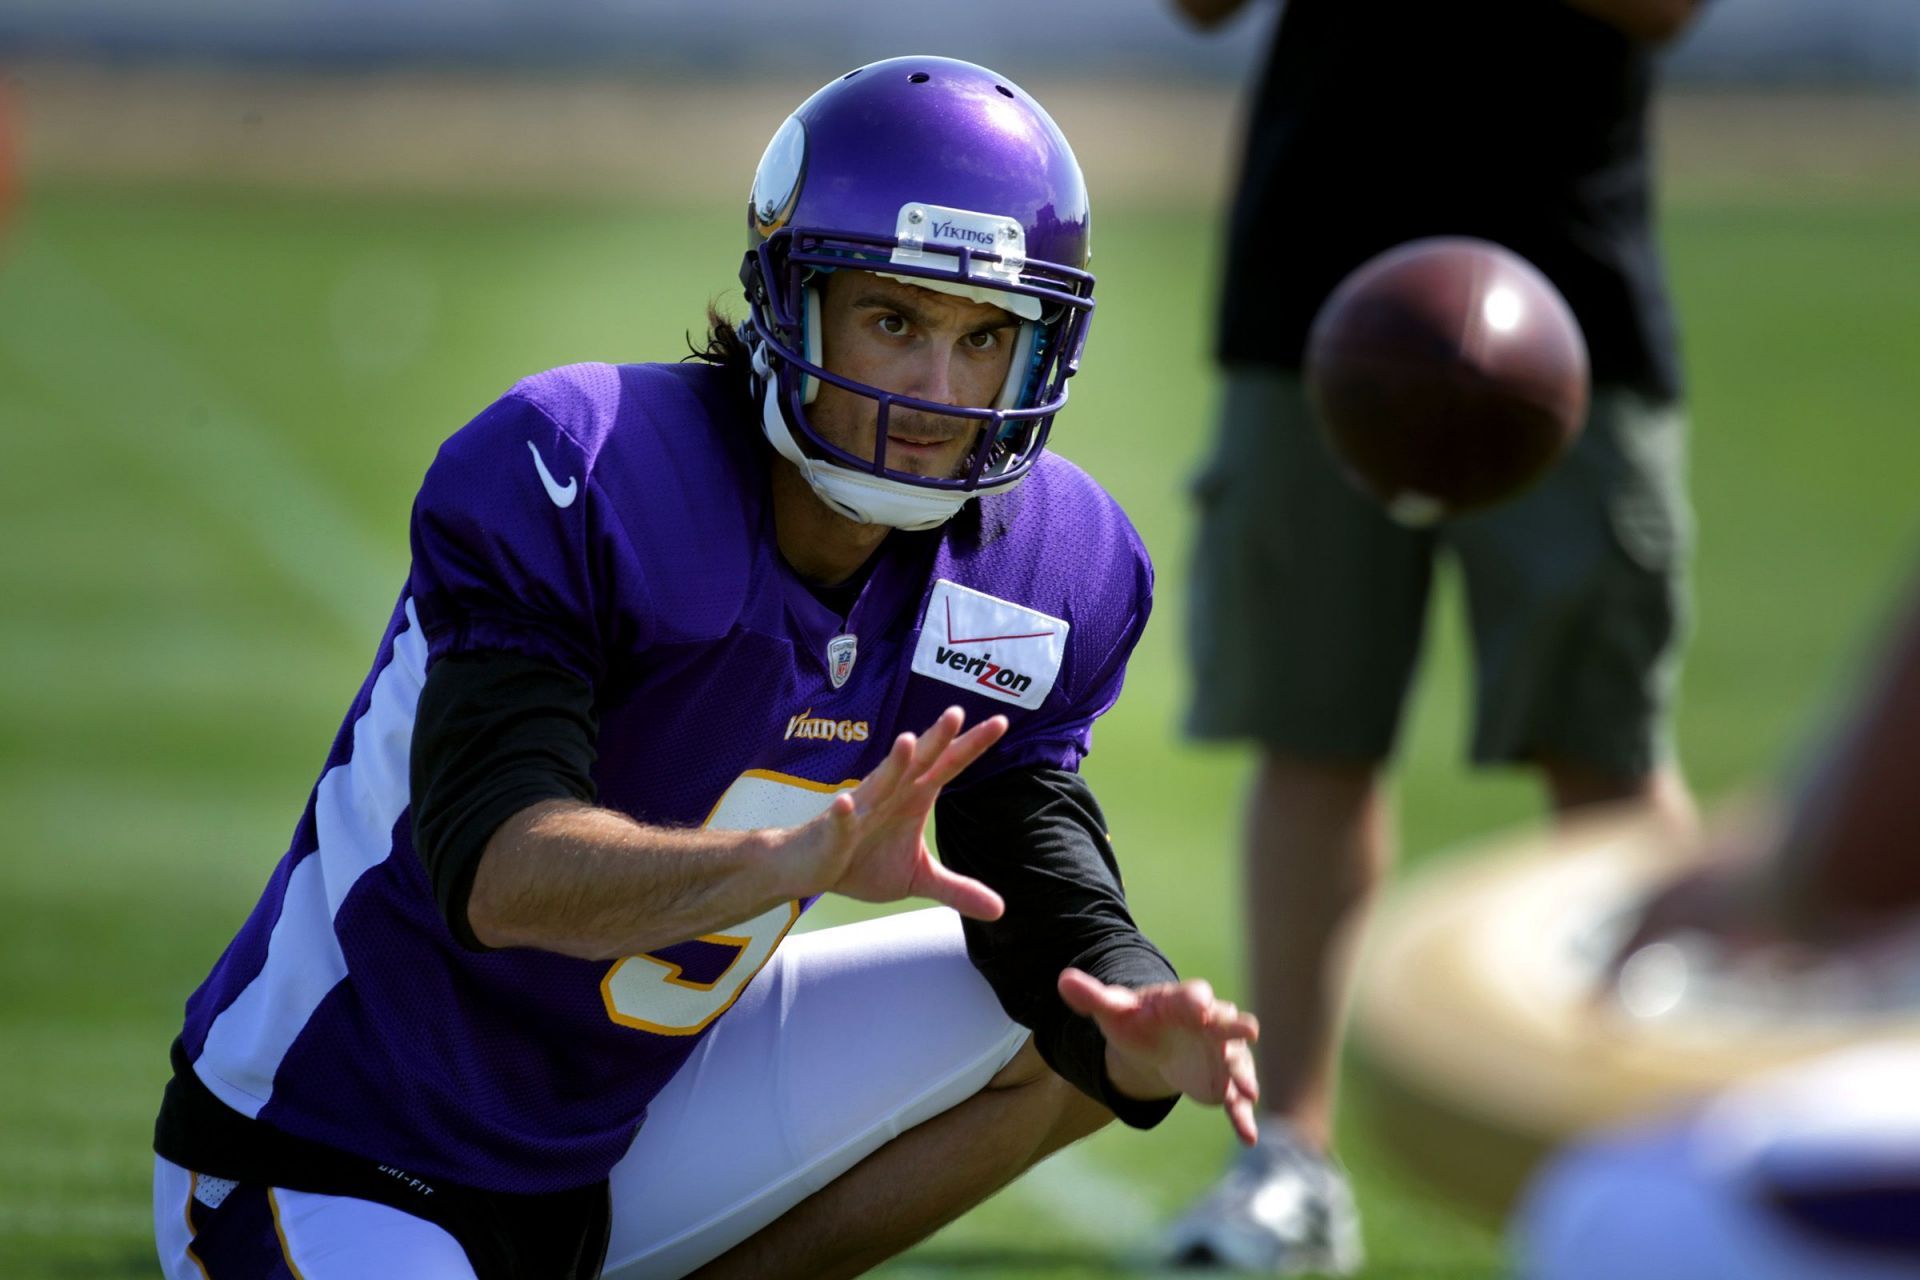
[{"xmin": 827, "ymin": 634, "xmax": 858, "ymax": 689}]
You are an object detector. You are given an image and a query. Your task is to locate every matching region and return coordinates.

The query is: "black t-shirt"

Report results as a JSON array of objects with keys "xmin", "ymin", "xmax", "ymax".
[{"xmin": 1218, "ymin": 0, "xmax": 1682, "ymax": 400}]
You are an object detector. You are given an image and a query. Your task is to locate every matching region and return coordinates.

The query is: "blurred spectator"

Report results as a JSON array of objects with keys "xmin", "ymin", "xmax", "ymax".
[{"xmin": 1163, "ymin": 0, "xmax": 1704, "ymax": 1270}]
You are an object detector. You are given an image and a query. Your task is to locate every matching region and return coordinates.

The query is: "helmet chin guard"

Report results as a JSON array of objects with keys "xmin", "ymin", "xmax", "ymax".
[
  {"xmin": 756, "ymin": 379, "xmax": 980, "ymax": 530},
  {"xmin": 738, "ymin": 56, "xmax": 1095, "ymax": 531}
]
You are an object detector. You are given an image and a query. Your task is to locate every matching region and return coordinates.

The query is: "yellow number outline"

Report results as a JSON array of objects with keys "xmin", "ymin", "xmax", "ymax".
[{"xmin": 599, "ymin": 769, "xmax": 858, "ymax": 1036}]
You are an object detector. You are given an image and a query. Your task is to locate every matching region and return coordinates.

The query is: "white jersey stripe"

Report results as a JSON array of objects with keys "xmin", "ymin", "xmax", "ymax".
[
  {"xmin": 193, "ymin": 600, "xmax": 428, "ymax": 1117},
  {"xmin": 316, "ymin": 605, "xmax": 427, "ymax": 918},
  {"xmin": 195, "ymin": 852, "xmax": 349, "ymax": 1117}
]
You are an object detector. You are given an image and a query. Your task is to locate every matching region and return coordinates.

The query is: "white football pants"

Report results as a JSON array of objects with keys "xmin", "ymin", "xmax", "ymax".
[{"xmin": 155, "ymin": 908, "xmax": 1026, "ymax": 1279}]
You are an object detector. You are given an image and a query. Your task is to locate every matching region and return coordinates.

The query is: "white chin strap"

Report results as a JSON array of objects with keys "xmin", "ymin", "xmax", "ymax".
[{"xmin": 759, "ymin": 385, "xmax": 1020, "ymax": 530}]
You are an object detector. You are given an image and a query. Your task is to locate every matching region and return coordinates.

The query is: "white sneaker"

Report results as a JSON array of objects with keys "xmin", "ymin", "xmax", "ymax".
[{"xmin": 1160, "ymin": 1121, "xmax": 1364, "ymax": 1274}]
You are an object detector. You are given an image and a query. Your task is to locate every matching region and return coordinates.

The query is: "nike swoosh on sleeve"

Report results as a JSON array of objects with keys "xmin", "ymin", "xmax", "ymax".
[{"xmin": 527, "ymin": 440, "xmax": 579, "ymax": 508}]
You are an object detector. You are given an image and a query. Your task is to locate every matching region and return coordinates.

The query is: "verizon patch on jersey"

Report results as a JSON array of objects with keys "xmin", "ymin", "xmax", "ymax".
[{"xmin": 911, "ymin": 579, "xmax": 1069, "ymax": 711}]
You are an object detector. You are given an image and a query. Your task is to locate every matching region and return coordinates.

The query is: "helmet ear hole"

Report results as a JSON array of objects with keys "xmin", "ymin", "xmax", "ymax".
[{"xmin": 802, "ymin": 286, "xmax": 823, "ymax": 405}]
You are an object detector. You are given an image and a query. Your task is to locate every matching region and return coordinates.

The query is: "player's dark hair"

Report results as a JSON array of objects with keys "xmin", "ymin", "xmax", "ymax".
[{"xmin": 686, "ymin": 303, "xmax": 757, "ymax": 417}]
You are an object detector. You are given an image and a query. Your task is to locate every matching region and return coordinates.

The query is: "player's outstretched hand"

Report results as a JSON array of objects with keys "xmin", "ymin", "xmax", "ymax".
[
  {"xmin": 1057, "ymin": 968, "xmax": 1262, "ymax": 1146},
  {"xmin": 789, "ymin": 706, "xmax": 1009, "ymax": 921}
]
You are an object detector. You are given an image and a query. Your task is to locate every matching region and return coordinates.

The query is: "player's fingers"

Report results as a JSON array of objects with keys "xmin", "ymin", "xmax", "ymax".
[
  {"xmin": 1057, "ymin": 967, "xmax": 1139, "ymax": 1020},
  {"xmin": 854, "ymin": 732, "xmax": 917, "ymax": 811},
  {"xmin": 916, "ymin": 715, "xmax": 1009, "ymax": 791},
  {"xmin": 1203, "ymin": 999, "xmax": 1242, "ymax": 1032},
  {"xmin": 909, "ymin": 707, "xmax": 965, "ymax": 771},
  {"xmin": 1202, "ymin": 1043, "xmax": 1232, "ymax": 1103},
  {"xmin": 915, "ymin": 852, "xmax": 1005, "ymax": 921},
  {"xmin": 1227, "ymin": 1040, "xmax": 1260, "ymax": 1106},
  {"xmin": 852, "ymin": 736, "xmax": 925, "ymax": 825},
  {"xmin": 1226, "ymin": 1082, "xmax": 1259, "ymax": 1147},
  {"xmin": 1204, "ymin": 1006, "xmax": 1261, "ymax": 1044},
  {"xmin": 1143, "ymin": 980, "xmax": 1217, "ymax": 1030}
]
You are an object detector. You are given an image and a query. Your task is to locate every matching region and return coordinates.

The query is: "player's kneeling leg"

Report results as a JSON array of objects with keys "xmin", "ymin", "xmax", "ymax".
[
  {"xmin": 980, "ymin": 1034, "xmax": 1114, "ymax": 1164},
  {"xmin": 602, "ymin": 908, "xmax": 1107, "ymax": 1280}
]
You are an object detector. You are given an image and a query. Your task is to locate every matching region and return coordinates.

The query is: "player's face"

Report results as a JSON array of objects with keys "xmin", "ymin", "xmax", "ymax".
[{"xmin": 810, "ymin": 271, "xmax": 1020, "ymax": 480}]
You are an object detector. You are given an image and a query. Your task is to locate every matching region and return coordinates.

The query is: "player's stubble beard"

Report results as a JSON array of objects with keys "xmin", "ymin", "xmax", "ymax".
[{"xmin": 811, "ymin": 397, "xmax": 984, "ymax": 481}]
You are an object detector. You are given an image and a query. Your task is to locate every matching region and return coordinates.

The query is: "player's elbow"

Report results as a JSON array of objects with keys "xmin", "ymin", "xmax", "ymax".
[
  {"xmin": 464, "ymin": 799, "xmax": 611, "ymax": 956},
  {"xmin": 465, "ymin": 866, "xmax": 607, "ymax": 959},
  {"xmin": 464, "ymin": 830, "xmax": 561, "ymax": 954},
  {"xmin": 463, "ymin": 866, "xmax": 524, "ymax": 951}
]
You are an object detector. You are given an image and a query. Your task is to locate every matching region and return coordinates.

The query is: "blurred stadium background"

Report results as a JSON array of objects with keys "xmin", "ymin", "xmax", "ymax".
[{"xmin": 2, "ymin": 2, "xmax": 1917, "ymax": 1276}]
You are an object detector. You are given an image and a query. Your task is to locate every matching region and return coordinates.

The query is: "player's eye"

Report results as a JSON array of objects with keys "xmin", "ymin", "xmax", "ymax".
[
  {"xmin": 963, "ymin": 330, "xmax": 999, "ymax": 351},
  {"xmin": 876, "ymin": 314, "xmax": 909, "ymax": 337}
]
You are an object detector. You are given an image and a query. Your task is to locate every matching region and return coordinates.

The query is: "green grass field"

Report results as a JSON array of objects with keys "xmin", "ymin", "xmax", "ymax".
[{"xmin": 3, "ymin": 169, "xmax": 1918, "ymax": 1279}]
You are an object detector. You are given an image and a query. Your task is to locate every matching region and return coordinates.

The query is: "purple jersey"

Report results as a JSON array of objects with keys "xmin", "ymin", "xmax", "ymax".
[{"xmin": 175, "ymin": 361, "xmax": 1152, "ymax": 1194}]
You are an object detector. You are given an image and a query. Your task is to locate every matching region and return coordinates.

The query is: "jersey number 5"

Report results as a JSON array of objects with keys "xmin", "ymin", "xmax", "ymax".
[{"xmin": 599, "ymin": 770, "xmax": 854, "ymax": 1036}]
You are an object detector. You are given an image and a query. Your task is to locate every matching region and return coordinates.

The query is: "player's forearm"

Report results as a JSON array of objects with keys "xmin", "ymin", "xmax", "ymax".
[
  {"xmin": 1560, "ymin": 0, "xmax": 1698, "ymax": 43},
  {"xmin": 466, "ymin": 799, "xmax": 803, "ymax": 960},
  {"xmin": 935, "ymin": 769, "xmax": 1182, "ymax": 1126}
]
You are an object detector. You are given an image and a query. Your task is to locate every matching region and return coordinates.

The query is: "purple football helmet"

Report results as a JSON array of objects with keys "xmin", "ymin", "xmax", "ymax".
[{"xmin": 740, "ymin": 56, "xmax": 1096, "ymax": 530}]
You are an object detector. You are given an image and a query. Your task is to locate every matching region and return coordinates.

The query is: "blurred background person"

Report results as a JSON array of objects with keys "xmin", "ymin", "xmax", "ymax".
[
  {"xmin": 1166, "ymin": 0, "xmax": 1705, "ymax": 1270},
  {"xmin": 1516, "ymin": 561, "xmax": 1920, "ymax": 1279}
]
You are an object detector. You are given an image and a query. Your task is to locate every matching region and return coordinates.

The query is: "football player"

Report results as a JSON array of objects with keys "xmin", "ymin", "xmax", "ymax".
[
  {"xmin": 151, "ymin": 57, "xmax": 1259, "ymax": 1280},
  {"xmin": 1518, "ymin": 562, "xmax": 1920, "ymax": 1279}
]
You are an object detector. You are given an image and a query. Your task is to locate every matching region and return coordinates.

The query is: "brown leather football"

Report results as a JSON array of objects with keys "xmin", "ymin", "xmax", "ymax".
[{"xmin": 1305, "ymin": 237, "xmax": 1590, "ymax": 525}]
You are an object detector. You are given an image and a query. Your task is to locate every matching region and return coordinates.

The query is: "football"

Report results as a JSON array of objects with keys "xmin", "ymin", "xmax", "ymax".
[{"xmin": 1304, "ymin": 236, "xmax": 1590, "ymax": 525}]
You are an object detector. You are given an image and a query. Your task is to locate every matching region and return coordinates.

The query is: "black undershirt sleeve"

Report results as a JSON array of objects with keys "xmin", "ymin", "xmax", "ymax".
[
  {"xmin": 410, "ymin": 650, "xmax": 600, "ymax": 951},
  {"xmin": 935, "ymin": 768, "xmax": 1181, "ymax": 1130}
]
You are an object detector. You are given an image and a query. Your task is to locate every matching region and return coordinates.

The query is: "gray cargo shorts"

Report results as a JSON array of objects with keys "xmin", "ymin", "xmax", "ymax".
[{"xmin": 1185, "ymin": 368, "xmax": 1691, "ymax": 775}]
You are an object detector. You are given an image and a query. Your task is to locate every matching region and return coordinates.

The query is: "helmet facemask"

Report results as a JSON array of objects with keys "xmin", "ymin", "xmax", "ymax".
[{"xmin": 742, "ymin": 222, "xmax": 1093, "ymax": 530}]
